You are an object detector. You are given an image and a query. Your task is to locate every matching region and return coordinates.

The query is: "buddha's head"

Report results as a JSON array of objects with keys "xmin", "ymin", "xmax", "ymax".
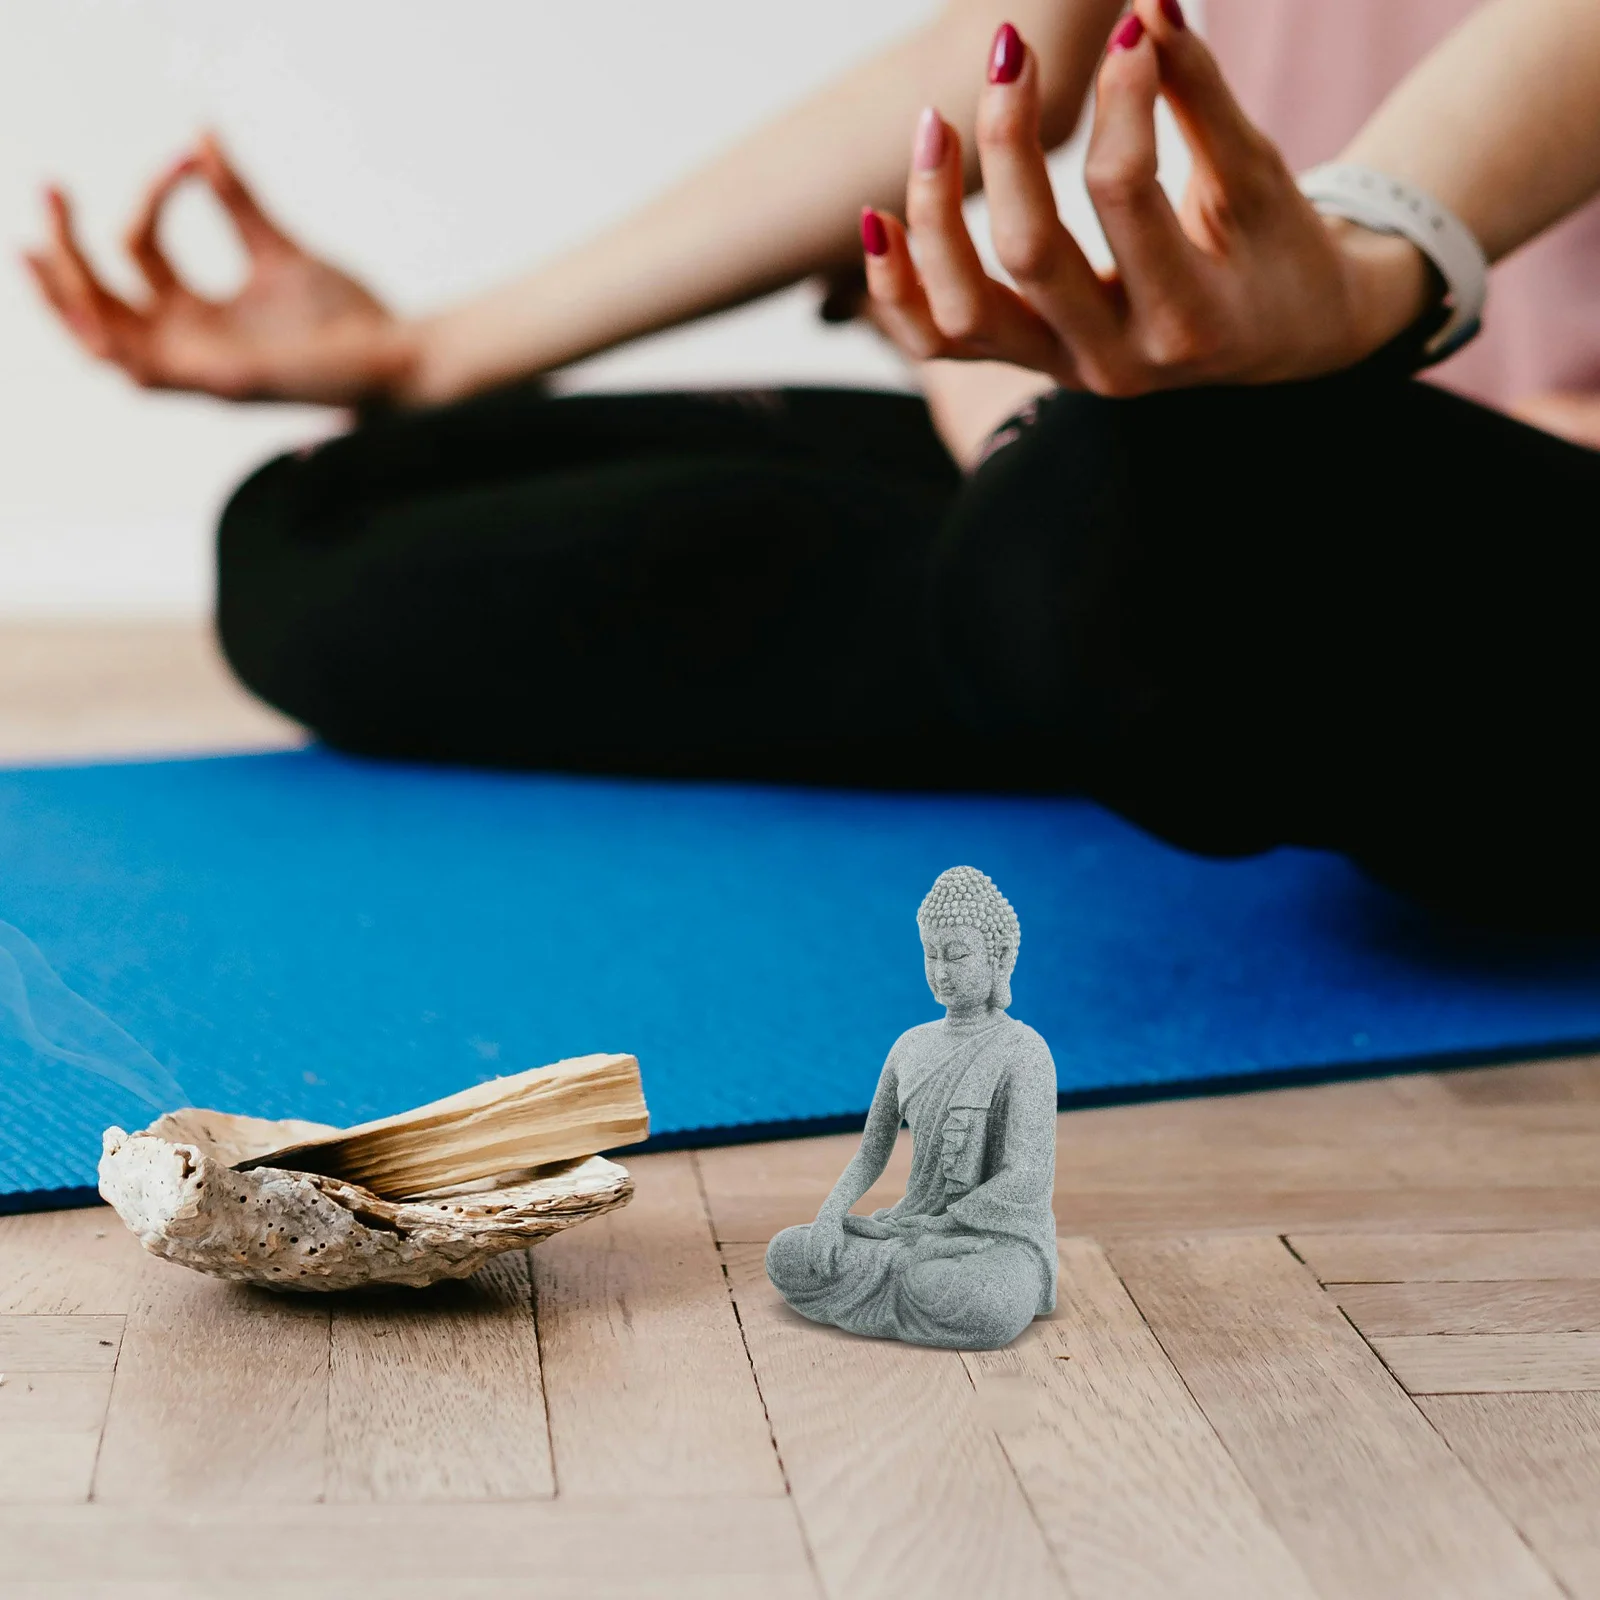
[{"xmin": 917, "ymin": 865, "xmax": 1020, "ymax": 1019}]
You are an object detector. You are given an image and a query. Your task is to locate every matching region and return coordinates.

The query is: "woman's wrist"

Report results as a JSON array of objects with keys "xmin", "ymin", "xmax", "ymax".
[
  {"xmin": 1326, "ymin": 217, "xmax": 1441, "ymax": 366},
  {"xmin": 386, "ymin": 307, "xmax": 562, "ymax": 408}
]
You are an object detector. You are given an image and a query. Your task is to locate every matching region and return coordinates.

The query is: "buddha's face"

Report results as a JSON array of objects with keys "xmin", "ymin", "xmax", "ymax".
[{"xmin": 922, "ymin": 923, "xmax": 996, "ymax": 1016}]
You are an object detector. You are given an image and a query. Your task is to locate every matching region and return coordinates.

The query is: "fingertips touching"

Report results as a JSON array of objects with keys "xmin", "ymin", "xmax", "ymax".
[
  {"xmin": 194, "ymin": 133, "xmax": 287, "ymax": 253},
  {"xmin": 1129, "ymin": 0, "xmax": 1186, "ymax": 40},
  {"xmin": 196, "ymin": 128, "xmax": 233, "ymax": 171},
  {"xmin": 125, "ymin": 156, "xmax": 195, "ymax": 295},
  {"xmin": 1114, "ymin": 0, "xmax": 1191, "ymax": 47}
]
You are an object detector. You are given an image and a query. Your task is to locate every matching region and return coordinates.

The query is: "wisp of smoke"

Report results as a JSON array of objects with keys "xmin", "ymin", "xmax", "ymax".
[{"xmin": 0, "ymin": 919, "xmax": 187, "ymax": 1109}]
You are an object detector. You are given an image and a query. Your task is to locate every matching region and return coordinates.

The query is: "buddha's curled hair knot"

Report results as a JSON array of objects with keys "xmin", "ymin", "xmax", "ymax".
[{"xmin": 917, "ymin": 866, "xmax": 1021, "ymax": 988}]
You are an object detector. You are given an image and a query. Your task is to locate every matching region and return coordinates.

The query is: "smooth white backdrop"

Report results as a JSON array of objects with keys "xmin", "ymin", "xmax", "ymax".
[{"xmin": 0, "ymin": 1, "xmax": 1193, "ymax": 615}]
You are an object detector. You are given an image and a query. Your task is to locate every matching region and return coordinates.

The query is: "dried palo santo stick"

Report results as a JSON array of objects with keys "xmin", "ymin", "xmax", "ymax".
[{"xmin": 236, "ymin": 1052, "xmax": 648, "ymax": 1198}]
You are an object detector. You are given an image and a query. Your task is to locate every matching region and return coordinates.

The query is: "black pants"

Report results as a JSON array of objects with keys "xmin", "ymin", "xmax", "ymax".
[{"xmin": 218, "ymin": 374, "xmax": 1600, "ymax": 929}]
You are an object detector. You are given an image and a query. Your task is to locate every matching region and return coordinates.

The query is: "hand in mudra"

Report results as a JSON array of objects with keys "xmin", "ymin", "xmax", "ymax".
[
  {"xmin": 841, "ymin": 1210, "xmax": 987, "ymax": 1259},
  {"xmin": 805, "ymin": 1215, "xmax": 849, "ymax": 1278},
  {"xmin": 23, "ymin": 133, "xmax": 407, "ymax": 406},
  {"xmin": 863, "ymin": 2, "xmax": 1432, "ymax": 397},
  {"xmin": 908, "ymin": 1230, "xmax": 988, "ymax": 1263}
]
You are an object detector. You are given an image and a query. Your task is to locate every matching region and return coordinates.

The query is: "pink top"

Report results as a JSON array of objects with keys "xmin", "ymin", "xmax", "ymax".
[{"xmin": 1206, "ymin": 0, "xmax": 1600, "ymax": 408}]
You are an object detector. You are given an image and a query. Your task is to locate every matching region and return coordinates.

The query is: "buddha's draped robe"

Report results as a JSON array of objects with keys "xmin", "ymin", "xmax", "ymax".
[{"xmin": 767, "ymin": 1012, "xmax": 1057, "ymax": 1350}]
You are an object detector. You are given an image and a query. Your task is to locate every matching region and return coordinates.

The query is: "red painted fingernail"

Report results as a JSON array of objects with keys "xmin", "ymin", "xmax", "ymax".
[
  {"xmin": 1109, "ymin": 14, "xmax": 1145, "ymax": 51},
  {"xmin": 989, "ymin": 22, "xmax": 1024, "ymax": 84},
  {"xmin": 1159, "ymin": 0, "xmax": 1186, "ymax": 27},
  {"xmin": 860, "ymin": 207, "xmax": 889, "ymax": 257}
]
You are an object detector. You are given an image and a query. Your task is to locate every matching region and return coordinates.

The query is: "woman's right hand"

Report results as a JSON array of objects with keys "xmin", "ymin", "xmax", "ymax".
[
  {"xmin": 861, "ymin": 5, "xmax": 1433, "ymax": 398},
  {"xmin": 23, "ymin": 133, "xmax": 413, "ymax": 407}
]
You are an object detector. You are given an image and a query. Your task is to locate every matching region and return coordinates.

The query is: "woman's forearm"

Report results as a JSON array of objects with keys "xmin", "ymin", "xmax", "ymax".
[
  {"xmin": 398, "ymin": 0, "xmax": 1123, "ymax": 404},
  {"xmin": 1341, "ymin": 0, "xmax": 1600, "ymax": 263}
]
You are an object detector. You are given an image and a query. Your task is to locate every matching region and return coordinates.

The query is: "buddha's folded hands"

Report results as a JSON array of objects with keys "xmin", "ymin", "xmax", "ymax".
[
  {"xmin": 908, "ymin": 1230, "xmax": 991, "ymax": 1261},
  {"xmin": 842, "ymin": 1213, "xmax": 897, "ymax": 1239}
]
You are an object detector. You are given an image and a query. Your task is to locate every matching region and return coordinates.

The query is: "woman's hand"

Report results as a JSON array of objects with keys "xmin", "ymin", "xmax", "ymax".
[
  {"xmin": 862, "ymin": 1, "xmax": 1435, "ymax": 398},
  {"xmin": 22, "ymin": 134, "xmax": 412, "ymax": 407}
]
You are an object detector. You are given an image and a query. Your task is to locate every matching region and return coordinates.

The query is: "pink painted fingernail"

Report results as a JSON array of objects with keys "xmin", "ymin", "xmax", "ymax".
[
  {"xmin": 1159, "ymin": 0, "xmax": 1186, "ymax": 27},
  {"xmin": 989, "ymin": 22, "xmax": 1024, "ymax": 84},
  {"xmin": 1109, "ymin": 14, "xmax": 1145, "ymax": 51},
  {"xmin": 913, "ymin": 108, "xmax": 947, "ymax": 172},
  {"xmin": 860, "ymin": 207, "xmax": 889, "ymax": 257}
]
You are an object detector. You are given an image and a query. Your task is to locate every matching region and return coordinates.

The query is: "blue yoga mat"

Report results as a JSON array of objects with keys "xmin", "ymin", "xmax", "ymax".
[{"xmin": 4, "ymin": 749, "xmax": 1600, "ymax": 1211}]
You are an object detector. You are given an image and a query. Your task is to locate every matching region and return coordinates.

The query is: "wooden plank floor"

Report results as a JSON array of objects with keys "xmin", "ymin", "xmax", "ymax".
[{"xmin": 5, "ymin": 622, "xmax": 1600, "ymax": 1597}]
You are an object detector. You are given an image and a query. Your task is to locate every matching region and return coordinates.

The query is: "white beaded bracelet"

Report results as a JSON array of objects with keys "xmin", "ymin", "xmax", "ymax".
[{"xmin": 1298, "ymin": 162, "xmax": 1488, "ymax": 363}]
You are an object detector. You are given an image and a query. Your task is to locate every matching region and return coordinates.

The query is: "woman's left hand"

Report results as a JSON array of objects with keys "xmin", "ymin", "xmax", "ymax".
[
  {"xmin": 22, "ymin": 134, "xmax": 407, "ymax": 406},
  {"xmin": 862, "ymin": 0, "xmax": 1435, "ymax": 397}
]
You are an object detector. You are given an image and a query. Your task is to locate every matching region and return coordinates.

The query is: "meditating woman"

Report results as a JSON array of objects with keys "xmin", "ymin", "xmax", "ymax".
[
  {"xmin": 766, "ymin": 866, "xmax": 1057, "ymax": 1350},
  {"xmin": 24, "ymin": 0, "xmax": 1600, "ymax": 929},
  {"xmin": 849, "ymin": 0, "xmax": 1600, "ymax": 932}
]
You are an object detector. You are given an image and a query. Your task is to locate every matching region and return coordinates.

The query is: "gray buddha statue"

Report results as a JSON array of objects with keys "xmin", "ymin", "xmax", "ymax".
[{"xmin": 766, "ymin": 865, "xmax": 1058, "ymax": 1350}]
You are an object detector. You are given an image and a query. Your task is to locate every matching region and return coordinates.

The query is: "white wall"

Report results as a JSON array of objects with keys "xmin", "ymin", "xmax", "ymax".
[{"xmin": 0, "ymin": 2, "xmax": 1194, "ymax": 617}]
